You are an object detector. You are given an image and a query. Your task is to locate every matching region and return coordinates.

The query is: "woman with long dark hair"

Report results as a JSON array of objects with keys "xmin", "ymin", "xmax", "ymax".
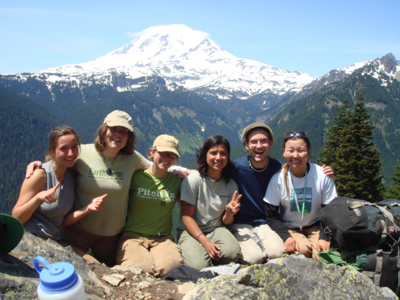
[{"xmin": 177, "ymin": 134, "xmax": 242, "ymax": 269}]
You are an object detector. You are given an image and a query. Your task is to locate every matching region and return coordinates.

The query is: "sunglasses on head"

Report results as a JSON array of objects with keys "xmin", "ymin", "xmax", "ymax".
[{"xmin": 284, "ymin": 131, "xmax": 308, "ymax": 139}]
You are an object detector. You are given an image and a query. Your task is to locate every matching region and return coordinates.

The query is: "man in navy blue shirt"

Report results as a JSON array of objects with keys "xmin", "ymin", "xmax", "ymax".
[{"xmin": 229, "ymin": 123, "xmax": 285, "ymax": 264}]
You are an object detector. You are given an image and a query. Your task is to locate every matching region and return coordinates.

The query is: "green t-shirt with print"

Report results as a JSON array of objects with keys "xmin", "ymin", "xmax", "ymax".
[{"xmin": 123, "ymin": 169, "xmax": 181, "ymax": 238}]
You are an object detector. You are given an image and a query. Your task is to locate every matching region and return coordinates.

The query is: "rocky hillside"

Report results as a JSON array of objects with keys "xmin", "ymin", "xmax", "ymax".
[{"xmin": 1, "ymin": 232, "xmax": 397, "ymax": 300}]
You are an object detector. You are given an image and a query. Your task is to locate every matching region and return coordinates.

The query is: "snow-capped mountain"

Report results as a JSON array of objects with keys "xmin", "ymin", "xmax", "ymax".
[
  {"xmin": 35, "ymin": 24, "xmax": 315, "ymax": 100},
  {"xmin": 3, "ymin": 25, "xmax": 399, "ymax": 104},
  {"xmin": 291, "ymin": 53, "xmax": 400, "ymax": 102}
]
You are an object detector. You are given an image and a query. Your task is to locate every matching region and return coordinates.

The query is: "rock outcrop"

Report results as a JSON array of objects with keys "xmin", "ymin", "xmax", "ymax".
[
  {"xmin": 1, "ymin": 232, "xmax": 398, "ymax": 300},
  {"xmin": 184, "ymin": 256, "xmax": 398, "ymax": 300},
  {"xmin": 1, "ymin": 232, "xmax": 108, "ymax": 299}
]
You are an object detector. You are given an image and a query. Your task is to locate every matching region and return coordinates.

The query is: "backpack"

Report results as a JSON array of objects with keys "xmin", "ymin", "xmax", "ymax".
[
  {"xmin": 319, "ymin": 197, "xmax": 400, "ymax": 294},
  {"xmin": 320, "ymin": 197, "xmax": 400, "ymax": 251}
]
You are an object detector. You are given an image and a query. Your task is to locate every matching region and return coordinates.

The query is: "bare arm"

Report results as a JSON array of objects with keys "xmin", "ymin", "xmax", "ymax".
[
  {"xmin": 181, "ymin": 200, "xmax": 221, "ymax": 261},
  {"xmin": 61, "ymin": 194, "xmax": 107, "ymax": 227},
  {"xmin": 146, "ymin": 157, "xmax": 194, "ymax": 178},
  {"xmin": 12, "ymin": 169, "xmax": 59, "ymax": 224}
]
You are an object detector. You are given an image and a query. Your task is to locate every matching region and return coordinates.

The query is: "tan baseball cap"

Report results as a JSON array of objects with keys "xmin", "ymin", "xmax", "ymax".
[
  {"xmin": 104, "ymin": 110, "xmax": 134, "ymax": 132},
  {"xmin": 241, "ymin": 123, "xmax": 274, "ymax": 145},
  {"xmin": 153, "ymin": 134, "xmax": 180, "ymax": 157}
]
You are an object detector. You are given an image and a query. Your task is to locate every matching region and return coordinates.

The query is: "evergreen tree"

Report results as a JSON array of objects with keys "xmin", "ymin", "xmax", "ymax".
[
  {"xmin": 318, "ymin": 94, "xmax": 384, "ymax": 202},
  {"xmin": 318, "ymin": 99, "xmax": 352, "ymax": 165},
  {"xmin": 386, "ymin": 155, "xmax": 400, "ymax": 199}
]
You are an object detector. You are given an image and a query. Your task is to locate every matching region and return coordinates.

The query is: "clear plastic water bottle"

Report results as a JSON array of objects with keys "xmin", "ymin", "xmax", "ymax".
[{"xmin": 34, "ymin": 255, "xmax": 86, "ymax": 300}]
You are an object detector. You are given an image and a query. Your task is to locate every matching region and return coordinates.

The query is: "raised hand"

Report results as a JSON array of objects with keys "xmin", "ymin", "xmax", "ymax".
[
  {"xmin": 37, "ymin": 182, "xmax": 60, "ymax": 204},
  {"xmin": 225, "ymin": 190, "xmax": 242, "ymax": 216},
  {"xmin": 88, "ymin": 194, "xmax": 107, "ymax": 212}
]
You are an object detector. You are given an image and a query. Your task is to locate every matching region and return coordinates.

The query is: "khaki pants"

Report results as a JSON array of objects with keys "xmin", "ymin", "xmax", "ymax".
[
  {"xmin": 287, "ymin": 224, "xmax": 320, "ymax": 258},
  {"xmin": 229, "ymin": 223, "xmax": 285, "ymax": 264},
  {"xmin": 178, "ymin": 227, "xmax": 241, "ymax": 269},
  {"xmin": 116, "ymin": 233, "xmax": 183, "ymax": 276},
  {"xmin": 60, "ymin": 224, "xmax": 121, "ymax": 267}
]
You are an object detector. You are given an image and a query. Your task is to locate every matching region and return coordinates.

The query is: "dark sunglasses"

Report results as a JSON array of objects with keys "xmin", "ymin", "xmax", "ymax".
[
  {"xmin": 158, "ymin": 151, "xmax": 179, "ymax": 160},
  {"xmin": 284, "ymin": 131, "xmax": 308, "ymax": 138}
]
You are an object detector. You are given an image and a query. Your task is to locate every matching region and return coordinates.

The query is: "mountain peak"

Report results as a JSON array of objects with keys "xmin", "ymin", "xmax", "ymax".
[
  {"xmin": 110, "ymin": 24, "xmax": 218, "ymax": 59},
  {"xmin": 36, "ymin": 24, "xmax": 314, "ymax": 100},
  {"xmin": 379, "ymin": 53, "xmax": 397, "ymax": 74}
]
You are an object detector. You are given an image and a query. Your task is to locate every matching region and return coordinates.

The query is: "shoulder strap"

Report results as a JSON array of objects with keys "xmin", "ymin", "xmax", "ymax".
[{"xmin": 357, "ymin": 202, "xmax": 400, "ymax": 244}]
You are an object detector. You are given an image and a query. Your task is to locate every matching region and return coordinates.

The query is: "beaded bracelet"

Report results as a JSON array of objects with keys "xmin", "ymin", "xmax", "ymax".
[{"xmin": 196, "ymin": 233, "xmax": 204, "ymax": 241}]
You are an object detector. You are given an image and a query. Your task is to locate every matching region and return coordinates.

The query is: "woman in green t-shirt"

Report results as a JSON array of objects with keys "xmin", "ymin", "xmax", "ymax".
[{"xmin": 116, "ymin": 134, "xmax": 183, "ymax": 276}]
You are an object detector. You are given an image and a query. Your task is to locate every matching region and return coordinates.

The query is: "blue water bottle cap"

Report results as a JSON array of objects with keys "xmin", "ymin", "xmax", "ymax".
[{"xmin": 34, "ymin": 256, "xmax": 78, "ymax": 292}]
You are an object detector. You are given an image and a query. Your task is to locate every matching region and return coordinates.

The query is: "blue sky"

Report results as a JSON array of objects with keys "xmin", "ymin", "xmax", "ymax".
[{"xmin": 1, "ymin": 0, "xmax": 399, "ymax": 77}]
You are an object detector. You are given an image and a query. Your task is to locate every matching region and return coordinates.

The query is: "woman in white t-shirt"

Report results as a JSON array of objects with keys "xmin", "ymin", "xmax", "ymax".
[{"xmin": 263, "ymin": 131, "xmax": 337, "ymax": 258}]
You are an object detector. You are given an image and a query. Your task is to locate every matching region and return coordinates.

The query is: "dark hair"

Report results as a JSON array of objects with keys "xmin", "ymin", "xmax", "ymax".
[
  {"xmin": 45, "ymin": 125, "xmax": 80, "ymax": 162},
  {"xmin": 94, "ymin": 123, "xmax": 136, "ymax": 155},
  {"xmin": 196, "ymin": 134, "xmax": 232, "ymax": 183},
  {"xmin": 282, "ymin": 134, "xmax": 312, "ymax": 195}
]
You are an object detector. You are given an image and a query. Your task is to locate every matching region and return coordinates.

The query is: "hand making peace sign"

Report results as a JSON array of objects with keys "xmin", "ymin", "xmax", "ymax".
[{"xmin": 225, "ymin": 190, "xmax": 242, "ymax": 216}]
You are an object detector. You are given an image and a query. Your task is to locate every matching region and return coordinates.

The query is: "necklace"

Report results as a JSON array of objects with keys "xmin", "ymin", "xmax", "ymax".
[
  {"xmin": 289, "ymin": 167, "xmax": 308, "ymax": 231},
  {"xmin": 101, "ymin": 153, "xmax": 118, "ymax": 176},
  {"xmin": 249, "ymin": 158, "xmax": 269, "ymax": 172}
]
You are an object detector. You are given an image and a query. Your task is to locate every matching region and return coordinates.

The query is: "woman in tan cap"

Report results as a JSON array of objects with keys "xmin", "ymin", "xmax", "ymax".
[
  {"xmin": 59, "ymin": 110, "xmax": 150, "ymax": 266},
  {"xmin": 116, "ymin": 134, "xmax": 183, "ymax": 276},
  {"xmin": 26, "ymin": 111, "xmax": 148, "ymax": 266}
]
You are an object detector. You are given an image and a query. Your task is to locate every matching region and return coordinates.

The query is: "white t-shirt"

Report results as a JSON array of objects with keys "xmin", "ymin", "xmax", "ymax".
[{"xmin": 264, "ymin": 163, "xmax": 337, "ymax": 229}]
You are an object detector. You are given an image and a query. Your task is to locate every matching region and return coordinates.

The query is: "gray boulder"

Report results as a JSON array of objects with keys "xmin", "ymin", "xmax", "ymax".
[{"xmin": 183, "ymin": 256, "xmax": 398, "ymax": 300}]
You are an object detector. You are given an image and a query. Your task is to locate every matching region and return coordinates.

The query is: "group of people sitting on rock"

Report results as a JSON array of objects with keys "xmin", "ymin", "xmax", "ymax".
[{"xmin": 12, "ymin": 110, "xmax": 337, "ymax": 277}]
